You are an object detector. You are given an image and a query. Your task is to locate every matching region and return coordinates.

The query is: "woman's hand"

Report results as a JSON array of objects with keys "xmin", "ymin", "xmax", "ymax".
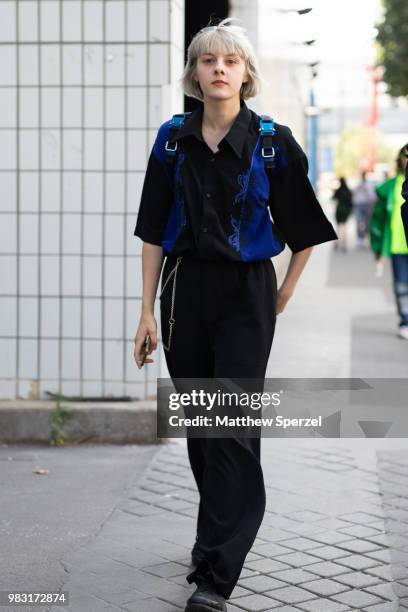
[
  {"xmin": 275, "ymin": 247, "xmax": 313, "ymax": 315},
  {"xmin": 276, "ymin": 287, "xmax": 293, "ymax": 315},
  {"xmin": 134, "ymin": 312, "xmax": 158, "ymax": 369}
]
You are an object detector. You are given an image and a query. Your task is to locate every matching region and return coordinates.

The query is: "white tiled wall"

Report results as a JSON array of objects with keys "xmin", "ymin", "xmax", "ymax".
[{"xmin": 0, "ymin": 0, "xmax": 184, "ymax": 400}]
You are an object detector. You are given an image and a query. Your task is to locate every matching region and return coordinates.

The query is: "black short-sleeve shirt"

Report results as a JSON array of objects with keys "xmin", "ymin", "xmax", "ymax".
[{"xmin": 134, "ymin": 98, "xmax": 337, "ymax": 261}]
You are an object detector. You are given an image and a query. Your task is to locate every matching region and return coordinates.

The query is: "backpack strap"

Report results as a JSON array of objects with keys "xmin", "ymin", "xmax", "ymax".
[
  {"xmin": 164, "ymin": 112, "xmax": 191, "ymax": 164},
  {"xmin": 258, "ymin": 114, "xmax": 276, "ymax": 171},
  {"xmin": 165, "ymin": 111, "xmax": 276, "ymax": 172}
]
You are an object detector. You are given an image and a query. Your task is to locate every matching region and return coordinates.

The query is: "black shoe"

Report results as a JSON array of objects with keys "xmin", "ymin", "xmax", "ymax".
[
  {"xmin": 184, "ymin": 579, "xmax": 227, "ymax": 611},
  {"xmin": 191, "ymin": 543, "xmax": 206, "ymax": 567}
]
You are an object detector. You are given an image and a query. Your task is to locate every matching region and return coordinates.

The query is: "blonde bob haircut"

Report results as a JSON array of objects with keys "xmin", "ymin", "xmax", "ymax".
[{"xmin": 181, "ymin": 17, "xmax": 263, "ymax": 101}]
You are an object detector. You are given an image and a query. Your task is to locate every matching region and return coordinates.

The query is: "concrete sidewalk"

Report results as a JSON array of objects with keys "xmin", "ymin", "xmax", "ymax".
[{"xmin": 38, "ymin": 241, "xmax": 408, "ymax": 611}]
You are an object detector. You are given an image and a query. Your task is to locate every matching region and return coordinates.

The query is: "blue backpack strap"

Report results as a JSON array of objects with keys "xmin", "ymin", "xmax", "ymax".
[
  {"xmin": 165, "ymin": 112, "xmax": 191, "ymax": 163},
  {"xmin": 258, "ymin": 114, "xmax": 276, "ymax": 170}
]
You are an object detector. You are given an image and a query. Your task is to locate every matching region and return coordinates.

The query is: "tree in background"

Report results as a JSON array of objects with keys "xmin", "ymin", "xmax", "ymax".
[
  {"xmin": 334, "ymin": 127, "xmax": 393, "ymax": 178},
  {"xmin": 376, "ymin": 0, "xmax": 408, "ymax": 98}
]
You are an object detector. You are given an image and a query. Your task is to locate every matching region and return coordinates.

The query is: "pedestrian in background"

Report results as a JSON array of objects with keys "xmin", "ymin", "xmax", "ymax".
[
  {"xmin": 332, "ymin": 177, "xmax": 353, "ymax": 252},
  {"xmin": 133, "ymin": 17, "xmax": 337, "ymax": 612},
  {"xmin": 401, "ymin": 144, "xmax": 408, "ymax": 245},
  {"xmin": 370, "ymin": 145, "xmax": 408, "ymax": 340},
  {"xmin": 352, "ymin": 171, "xmax": 377, "ymax": 247}
]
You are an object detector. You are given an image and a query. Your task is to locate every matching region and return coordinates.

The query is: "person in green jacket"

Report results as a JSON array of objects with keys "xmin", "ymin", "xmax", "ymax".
[
  {"xmin": 401, "ymin": 144, "xmax": 408, "ymax": 244},
  {"xmin": 370, "ymin": 145, "xmax": 408, "ymax": 339}
]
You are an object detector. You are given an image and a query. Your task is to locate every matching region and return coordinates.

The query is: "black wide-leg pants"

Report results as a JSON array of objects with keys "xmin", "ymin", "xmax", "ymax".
[{"xmin": 160, "ymin": 254, "xmax": 277, "ymax": 600}]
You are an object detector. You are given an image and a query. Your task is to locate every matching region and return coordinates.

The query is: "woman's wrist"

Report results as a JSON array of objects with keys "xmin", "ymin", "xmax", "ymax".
[
  {"xmin": 279, "ymin": 281, "xmax": 295, "ymax": 296},
  {"xmin": 141, "ymin": 303, "xmax": 155, "ymax": 317}
]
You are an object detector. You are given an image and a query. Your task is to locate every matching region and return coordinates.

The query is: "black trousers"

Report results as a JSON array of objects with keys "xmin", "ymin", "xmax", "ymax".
[{"xmin": 160, "ymin": 254, "xmax": 277, "ymax": 600}]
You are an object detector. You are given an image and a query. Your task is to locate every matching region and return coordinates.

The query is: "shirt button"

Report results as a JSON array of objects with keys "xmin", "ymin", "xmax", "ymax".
[
  {"xmin": 205, "ymin": 192, "xmax": 212, "ymax": 199},
  {"xmin": 202, "ymin": 227, "xmax": 208, "ymax": 233},
  {"xmin": 209, "ymin": 157, "xmax": 215, "ymax": 163}
]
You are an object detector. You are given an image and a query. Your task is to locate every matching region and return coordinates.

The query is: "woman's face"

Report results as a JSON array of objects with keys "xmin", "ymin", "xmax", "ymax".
[{"xmin": 194, "ymin": 47, "xmax": 248, "ymax": 102}]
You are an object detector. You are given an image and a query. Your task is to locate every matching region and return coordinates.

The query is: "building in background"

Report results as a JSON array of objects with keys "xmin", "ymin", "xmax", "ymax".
[{"xmin": 0, "ymin": 0, "xmax": 185, "ymax": 400}]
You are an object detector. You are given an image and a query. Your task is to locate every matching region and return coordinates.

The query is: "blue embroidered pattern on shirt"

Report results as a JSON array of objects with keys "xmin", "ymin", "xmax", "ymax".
[
  {"xmin": 173, "ymin": 148, "xmax": 187, "ymax": 232},
  {"xmin": 228, "ymin": 159, "xmax": 254, "ymax": 252}
]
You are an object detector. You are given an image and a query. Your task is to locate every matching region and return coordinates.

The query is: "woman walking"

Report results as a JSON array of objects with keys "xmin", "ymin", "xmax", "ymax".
[
  {"xmin": 332, "ymin": 176, "xmax": 353, "ymax": 251},
  {"xmin": 133, "ymin": 18, "xmax": 337, "ymax": 612}
]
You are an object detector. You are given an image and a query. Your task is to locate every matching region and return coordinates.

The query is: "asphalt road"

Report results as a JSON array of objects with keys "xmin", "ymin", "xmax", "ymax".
[{"xmin": 0, "ymin": 443, "xmax": 160, "ymax": 599}]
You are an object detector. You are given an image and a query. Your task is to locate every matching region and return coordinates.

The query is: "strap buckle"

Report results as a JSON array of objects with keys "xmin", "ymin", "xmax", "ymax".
[
  {"xmin": 262, "ymin": 146, "xmax": 275, "ymax": 159},
  {"xmin": 165, "ymin": 141, "xmax": 178, "ymax": 154},
  {"xmin": 259, "ymin": 117, "xmax": 276, "ymax": 136}
]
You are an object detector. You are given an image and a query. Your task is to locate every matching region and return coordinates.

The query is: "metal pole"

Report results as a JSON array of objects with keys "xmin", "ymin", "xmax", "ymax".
[{"xmin": 307, "ymin": 86, "xmax": 318, "ymax": 191}]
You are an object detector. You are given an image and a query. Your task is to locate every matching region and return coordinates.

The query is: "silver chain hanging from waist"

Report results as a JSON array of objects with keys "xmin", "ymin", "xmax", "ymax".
[{"xmin": 159, "ymin": 256, "xmax": 182, "ymax": 351}]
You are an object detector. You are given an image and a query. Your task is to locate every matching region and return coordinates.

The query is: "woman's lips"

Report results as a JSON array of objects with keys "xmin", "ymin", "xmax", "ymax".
[{"xmin": 212, "ymin": 81, "xmax": 227, "ymax": 86}]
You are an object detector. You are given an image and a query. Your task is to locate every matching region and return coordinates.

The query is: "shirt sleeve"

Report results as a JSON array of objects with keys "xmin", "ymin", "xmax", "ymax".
[
  {"xmin": 133, "ymin": 122, "xmax": 173, "ymax": 246},
  {"xmin": 268, "ymin": 127, "xmax": 338, "ymax": 253}
]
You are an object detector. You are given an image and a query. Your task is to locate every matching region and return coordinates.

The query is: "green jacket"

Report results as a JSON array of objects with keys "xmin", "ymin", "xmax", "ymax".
[{"xmin": 369, "ymin": 177, "xmax": 396, "ymax": 257}]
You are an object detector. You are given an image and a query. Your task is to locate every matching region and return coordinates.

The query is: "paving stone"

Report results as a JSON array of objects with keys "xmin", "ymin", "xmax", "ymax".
[
  {"xmin": 141, "ymin": 562, "xmax": 188, "ymax": 578},
  {"xmin": 309, "ymin": 532, "xmax": 351, "ymax": 546},
  {"xmin": 239, "ymin": 574, "xmax": 288, "ymax": 593},
  {"xmin": 259, "ymin": 527, "xmax": 290, "ymax": 541},
  {"xmin": 228, "ymin": 604, "xmax": 254, "ymax": 612},
  {"xmin": 366, "ymin": 565, "xmax": 395, "ymax": 581},
  {"xmin": 301, "ymin": 561, "xmax": 351, "ymax": 578},
  {"xmin": 394, "ymin": 582, "xmax": 408, "ymax": 597},
  {"xmin": 56, "ymin": 588, "xmax": 124, "ymax": 612},
  {"xmin": 246, "ymin": 551, "xmax": 264, "ymax": 561},
  {"xmin": 335, "ymin": 554, "xmax": 382, "ymax": 571},
  {"xmin": 314, "ymin": 518, "xmax": 353, "ymax": 531},
  {"xmin": 339, "ymin": 512, "xmax": 383, "ymax": 524},
  {"xmin": 298, "ymin": 598, "xmax": 350, "ymax": 611},
  {"xmin": 263, "ymin": 585, "xmax": 317, "ymax": 605},
  {"xmin": 334, "ymin": 571, "xmax": 382, "ymax": 588},
  {"xmin": 129, "ymin": 570, "xmax": 191, "ymax": 604},
  {"xmin": 230, "ymin": 586, "xmax": 255, "ymax": 599},
  {"xmin": 362, "ymin": 603, "xmax": 399, "ymax": 612},
  {"xmin": 336, "ymin": 539, "xmax": 385, "ymax": 554},
  {"xmin": 274, "ymin": 551, "xmax": 323, "ymax": 567},
  {"xmin": 230, "ymin": 593, "xmax": 282, "ymax": 610},
  {"xmin": 366, "ymin": 548, "xmax": 392, "ymax": 564},
  {"xmin": 305, "ymin": 545, "xmax": 351, "ymax": 561},
  {"xmin": 121, "ymin": 597, "xmax": 182, "ymax": 611},
  {"xmin": 276, "ymin": 537, "xmax": 322, "ymax": 552},
  {"xmin": 271, "ymin": 568, "xmax": 319, "ymax": 585},
  {"xmin": 365, "ymin": 581, "xmax": 398, "ymax": 600},
  {"xmin": 284, "ymin": 510, "xmax": 328, "ymax": 523},
  {"xmin": 284, "ymin": 523, "xmax": 327, "ymax": 536},
  {"xmin": 332, "ymin": 588, "xmax": 383, "ymax": 608},
  {"xmin": 167, "ymin": 573, "xmax": 195, "ymax": 588},
  {"xmin": 254, "ymin": 542, "xmax": 294, "ymax": 557},
  {"xmin": 338, "ymin": 525, "xmax": 382, "ymax": 538},
  {"xmin": 269, "ymin": 608, "xmax": 304, "ymax": 612},
  {"xmin": 299, "ymin": 578, "xmax": 349, "ymax": 596},
  {"xmin": 245, "ymin": 558, "xmax": 291, "ymax": 574},
  {"xmin": 239, "ymin": 568, "xmax": 261, "ymax": 579}
]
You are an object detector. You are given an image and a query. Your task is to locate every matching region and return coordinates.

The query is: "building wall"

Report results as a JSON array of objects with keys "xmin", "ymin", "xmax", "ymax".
[
  {"xmin": 230, "ymin": 0, "xmax": 308, "ymax": 143},
  {"xmin": 0, "ymin": 0, "xmax": 184, "ymax": 400}
]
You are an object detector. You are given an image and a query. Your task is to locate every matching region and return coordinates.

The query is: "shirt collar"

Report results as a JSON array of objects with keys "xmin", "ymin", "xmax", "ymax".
[{"xmin": 167, "ymin": 99, "xmax": 252, "ymax": 159}]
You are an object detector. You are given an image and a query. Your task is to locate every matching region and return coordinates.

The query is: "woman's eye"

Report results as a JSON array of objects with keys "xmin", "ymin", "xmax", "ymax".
[{"xmin": 202, "ymin": 58, "xmax": 238, "ymax": 64}]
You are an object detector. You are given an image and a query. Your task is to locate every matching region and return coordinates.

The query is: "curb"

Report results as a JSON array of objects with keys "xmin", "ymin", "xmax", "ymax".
[{"xmin": 0, "ymin": 400, "xmax": 160, "ymax": 445}]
